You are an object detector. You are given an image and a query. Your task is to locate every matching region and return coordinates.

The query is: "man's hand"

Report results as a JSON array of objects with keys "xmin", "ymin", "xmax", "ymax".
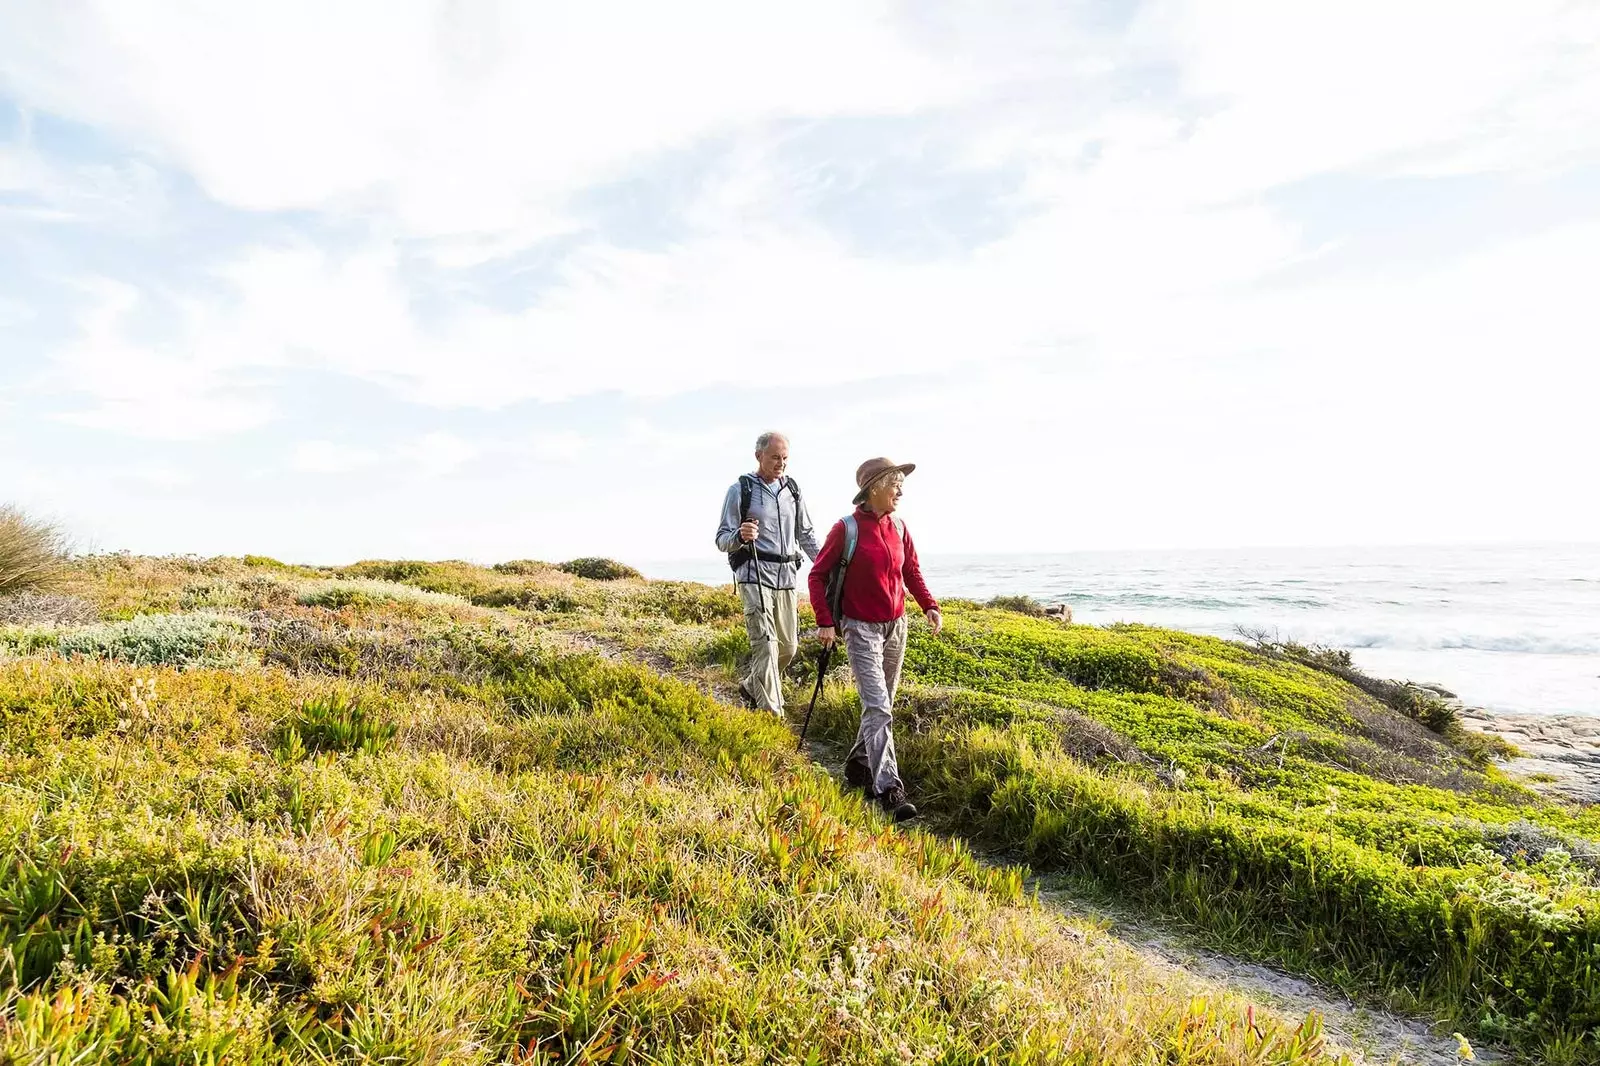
[
  {"xmin": 739, "ymin": 519, "xmax": 759, "ymax": 543},
  {"xmin": 926, "ymin": 609, "xmax": 943, "ymax": 637},
  {"xmin": 817, "ymin": 626, "xmax": 837, "ymax": 647}
]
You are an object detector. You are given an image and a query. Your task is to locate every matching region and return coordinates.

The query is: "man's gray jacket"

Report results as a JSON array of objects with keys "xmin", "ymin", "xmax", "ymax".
[{"xmin": 715, "ymin": 475, "xmax": 821, "ymax": 589}]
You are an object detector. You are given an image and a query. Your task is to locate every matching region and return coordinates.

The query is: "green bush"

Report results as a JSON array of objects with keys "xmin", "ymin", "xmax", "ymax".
[
  {"xmin": 52, "ymin": 613, "xmax": 250, "ymax": 668},
  {"xmin": 985, "ymin": 594, "xmax": 1046, "ymax": 617},
  {"xmin": 241, "ymin": 554, "xmax": 287, "ymax": 568},
  {"xmin": 558, "ymin": 557, "xmax": 642, "ymax": 582},
  {"xmin": 0, "ymin": 505, "xmax": 68, "ymax": 595},
  {"xmin": 340, "ymin": 559, "xmax": 433, "ymax": 583},
  {"xmin": 298, "ymin": 579, "xmax": 468, "ymax": 610},
  {"xmin": 492, "ymin": 559, "xmax": 553, "ymax": 575}
]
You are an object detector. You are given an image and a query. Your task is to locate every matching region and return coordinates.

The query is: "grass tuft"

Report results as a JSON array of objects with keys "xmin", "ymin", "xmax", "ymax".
[
  {"xmin": 0, "ymin": 505, "xmax": 69, "ymax": 596},
  {"xmin": 278, "ymin": 691, "xmax": 399, "ymax": 757}
]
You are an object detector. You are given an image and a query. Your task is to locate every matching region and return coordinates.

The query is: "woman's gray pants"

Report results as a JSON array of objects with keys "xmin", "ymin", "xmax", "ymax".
[{"xmin": 841, "ymin": 615, "xmax": 908, "ymax": 796}]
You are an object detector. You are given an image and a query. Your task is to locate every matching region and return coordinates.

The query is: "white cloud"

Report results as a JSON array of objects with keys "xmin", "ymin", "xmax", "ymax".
[
  {"xmin": 529, "ymin": 431, "xmax": 590, "ymax": 461},
  {"xmin": 0, "ymin": 0, "xmax": 958, "ymax": 238},
  {"xmin": 4, "ymin": 1, "xmax": 1599, "ymax": 555},
  {"xmin": 123, "ymin": 465, "xmax": 193, "ymax": 489},
  {"xmin": 405, "ymin": 431, "xmax": 477, "ymax": 478},
  {"xmin": 291, "ymin": 440, "xmax": 383, "ymax": 475},
  {"xmin": 45, "ymin": 281, "xmax": 274, "ymax": 439},
  {"xmin": 0, "ymin": 133, "xmax": 168, "ymax": 228},
  {"xmin": 0, "ymin": 297, "xmax": 34, "ymax": 327},
  {"xmin": 1121, "ymin": 0, "xmax": 1600, "ymax": 198}
]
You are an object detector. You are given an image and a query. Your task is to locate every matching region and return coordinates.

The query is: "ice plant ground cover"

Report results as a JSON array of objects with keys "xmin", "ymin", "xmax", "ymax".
[{"xmin": 0, "ymin": 553, "xmax": 1594, "ymax": 1062}]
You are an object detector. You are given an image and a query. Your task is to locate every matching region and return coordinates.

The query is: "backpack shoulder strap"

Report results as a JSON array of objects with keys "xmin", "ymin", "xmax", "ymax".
[
  {"xmin": 785, "ymin": 477, "xmax": 801, "ymax": 507},
  {"xmin": 842, "ymin": 514, "xmax": 860, "ymax": 565},
  {"xmin": 893, "ymin": 517, "xmax": 905, "ymax": 541},
  {"xmin": 737, "ymin": 475, "xmax": 754, "ymax": 522}
]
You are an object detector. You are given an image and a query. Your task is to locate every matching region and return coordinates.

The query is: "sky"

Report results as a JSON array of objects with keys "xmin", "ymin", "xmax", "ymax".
[{"xmin": 1, "ymin": 0, "xmax": 1597, "ymax": 569}]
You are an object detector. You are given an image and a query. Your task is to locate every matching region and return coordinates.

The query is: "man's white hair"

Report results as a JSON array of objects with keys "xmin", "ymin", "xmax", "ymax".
[{"xmin": 754, "ymin": 431, "xmax": 789, "ymax": 453}]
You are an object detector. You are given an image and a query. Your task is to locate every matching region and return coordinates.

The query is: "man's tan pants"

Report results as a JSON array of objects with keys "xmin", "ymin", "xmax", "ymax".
[{"xmin": 739, "ymin": 584, "xmax": 798, "ymax": 716}]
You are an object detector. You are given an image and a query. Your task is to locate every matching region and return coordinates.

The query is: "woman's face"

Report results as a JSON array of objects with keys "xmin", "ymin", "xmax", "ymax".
[{"xmin": 867, "ymin": 472, "xmax": 904, "ymax": 514}]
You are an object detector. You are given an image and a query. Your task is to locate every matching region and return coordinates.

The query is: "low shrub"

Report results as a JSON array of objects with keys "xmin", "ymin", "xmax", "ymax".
[
  {"xmin": 986, "ymin": 594, "xmax": 1047, "ymax": 617},
  {"xmin": 298, "ymin": 579, "xmax": 468, "ymax": 610},
  {"xmin": 52, "ymin": 613, "xmax": 251, "ymax": 668},
  {"xmin": 492, "ymin": 559, "xmax": 553, "ymax": 575},
  {"xmin": 1252, "ymin": 634, "xmax": 1463, "ymax": 736},
  {"xmin": 0, "ymin": 505, "xmax": 69, "ymax": 595},
  {"xmin": 340, "ymin": 559, "xmax": 433, "ymax": 583},
  {"xmin": 558, "ymin": 557, "xmax": 642, "ymax": 581},
  {"xmin": 630, "ymin": 582, "xmax": 742, "ymax": 625}
]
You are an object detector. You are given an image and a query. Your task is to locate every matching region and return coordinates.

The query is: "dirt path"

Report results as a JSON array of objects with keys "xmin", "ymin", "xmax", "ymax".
[
  {"xmin": 1027, "ymin": 877, "xmax": 1485, "ymax": 1066},
  {"xmin": 577, "ymin": 633, "xmax": 1492, "ymax": 1065},
  {"xmin": 801, "ymin": 734, "xmax": 1494, "ymax": 1066}
]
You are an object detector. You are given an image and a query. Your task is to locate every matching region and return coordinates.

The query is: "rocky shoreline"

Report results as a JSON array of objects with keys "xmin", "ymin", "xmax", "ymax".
[{"xmin": 1459, "ymin": 706, "xmax": 1600, "ymax": 804}]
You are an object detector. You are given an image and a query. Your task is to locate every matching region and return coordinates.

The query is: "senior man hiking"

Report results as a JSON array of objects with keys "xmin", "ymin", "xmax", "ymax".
[
  {"xmin": 715, "ymin": 431, "xmax": 821, "ymax": 718},
  {"xmin": 808, "ymin": 457, "xmax": 942, "ymax": 823}
]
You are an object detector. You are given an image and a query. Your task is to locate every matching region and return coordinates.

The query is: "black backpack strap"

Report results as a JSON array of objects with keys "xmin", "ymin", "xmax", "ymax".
[{"xmin": 729, "ymin": 475, "xmax": 756, "ymax": 573}]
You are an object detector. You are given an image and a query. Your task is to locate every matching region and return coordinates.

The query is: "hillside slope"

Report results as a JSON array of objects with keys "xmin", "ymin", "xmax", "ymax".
[
  {"xmin": 0, "ymin": 554, "xmax": 1349, "ymax": 1065},
  {"xmin": 2, "ymin": 554, "xmax": 1595, "ymax": 1063}
]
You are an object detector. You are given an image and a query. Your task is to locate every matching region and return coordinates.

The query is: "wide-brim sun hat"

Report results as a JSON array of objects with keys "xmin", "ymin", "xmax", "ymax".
[{"xmin": 853, "ymin": 457, "xmax": 917, "ymax": 506}]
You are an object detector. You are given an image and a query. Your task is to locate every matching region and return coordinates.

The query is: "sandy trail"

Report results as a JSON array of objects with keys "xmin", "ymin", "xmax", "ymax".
[{"xmin": 797, "ymin": 737, "xmax": 1490, "ymax": 1066}]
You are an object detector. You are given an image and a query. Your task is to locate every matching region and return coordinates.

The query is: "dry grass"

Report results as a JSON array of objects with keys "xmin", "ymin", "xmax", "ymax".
[{"xmin": 0, "ymin": 505, "xmax": 69, "ymax": 596}]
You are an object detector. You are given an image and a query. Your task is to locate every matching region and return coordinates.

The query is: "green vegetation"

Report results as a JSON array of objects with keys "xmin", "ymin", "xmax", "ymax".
[
  {"xmin": 803, "ymin": 610, "xmax": 1600, "ymax": 1061},
  {"xmin": 0, "ymin": 506, "xmax": 68, "ymax": 596},
  {"xmin": 2, "ymin": 612, "xmax": 251, "ymax": 668},
  {"xmin": 0, "ymin": 553, "xmax": 1344, "ymax": 1064},
  {"xmin": 559, "ymin": 557, "xmax": 644, "ymax": 582},
  {"xmin": 278, "ymin": 692, "xmax": 399, "ymax": 758},
  {"xmin": 983, "ymin": 595, "xmax": 1047, "ymax": 618}
]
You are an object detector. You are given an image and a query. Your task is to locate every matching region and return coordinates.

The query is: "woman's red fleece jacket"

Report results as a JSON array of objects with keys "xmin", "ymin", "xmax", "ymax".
[{"xmin": 807, "ymin": 507, "xmax": 939, "ymax": 628}]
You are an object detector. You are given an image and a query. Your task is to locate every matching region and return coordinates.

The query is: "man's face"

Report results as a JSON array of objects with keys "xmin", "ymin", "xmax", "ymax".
[{"xmin": 756, "ymin": 439, "xmax": 789, "ymax": 480}]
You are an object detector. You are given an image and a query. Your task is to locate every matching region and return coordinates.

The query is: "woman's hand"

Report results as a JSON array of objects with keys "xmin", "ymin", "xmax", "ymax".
[
  {"xmin": 926, "ymin": 609, "xmax": 943, "ymax": 637},
  {"xmin": 817, "ymin": 626, "xmax": 837, "ymax": 647}
]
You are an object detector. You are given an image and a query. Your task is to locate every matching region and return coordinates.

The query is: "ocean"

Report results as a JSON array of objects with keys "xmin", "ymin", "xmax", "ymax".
[{"xmin": 644, "ymin": 543, "xmax": 1600, "ymax": 717}]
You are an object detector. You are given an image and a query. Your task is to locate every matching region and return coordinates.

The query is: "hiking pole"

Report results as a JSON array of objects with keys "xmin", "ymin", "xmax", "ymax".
[
  {"xmin": 745, "ymin": 517, "xmax": 773, "ymax": 712},
  {"xmin": 797, "ymin": 640, "xmax": 834, "ymax": 751}
]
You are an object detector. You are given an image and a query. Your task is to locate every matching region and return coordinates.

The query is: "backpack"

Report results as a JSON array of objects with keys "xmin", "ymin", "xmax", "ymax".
[
  {"xmin": 727, "ymin": 475, "xmax": 805, "ymax": 572},
  {"xmin": 824, "ymin": 513, "xmax": 904, "ymax": 623}
]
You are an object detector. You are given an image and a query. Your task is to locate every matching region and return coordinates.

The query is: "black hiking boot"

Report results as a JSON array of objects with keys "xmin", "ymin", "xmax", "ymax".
[
  {"xmin": 876, "ymin": 785, "xmax": 918, "ymax": 823},
  {"xmin": 843, "ymin": 754, "xmax": 872, "ymax": 793},
  {"xmin": 737, "ymin": 682, "xmax": 758, "ymax": 709}
]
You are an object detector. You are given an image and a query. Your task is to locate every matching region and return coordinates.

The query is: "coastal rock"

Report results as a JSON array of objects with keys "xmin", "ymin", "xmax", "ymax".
[
  {"xmin": 1459, "ymin": 707, "xmax": 1600, "ymax": 804},
  {"xmin": 1044, "ymin": 603, "xmax": 1073, "ymax": 623}
]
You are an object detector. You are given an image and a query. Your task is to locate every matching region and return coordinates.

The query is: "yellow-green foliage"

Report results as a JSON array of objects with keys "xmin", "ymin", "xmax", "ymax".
[
  {"xmin": 558, "ymin": 557, "xmax": 644, "ymax": 581},
  {"xmin": 802, "ymin": 608, "xmax": 1600, "ymax": 1059},
  {"xmin": 0, "ymin": 557, "xmax": 1342, "ymax": 1065}
]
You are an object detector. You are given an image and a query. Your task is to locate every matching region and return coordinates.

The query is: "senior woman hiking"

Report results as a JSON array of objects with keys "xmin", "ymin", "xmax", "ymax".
[{"xmin": 808, "ymin": 457, "xmax": 942, "ymax": 823}]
